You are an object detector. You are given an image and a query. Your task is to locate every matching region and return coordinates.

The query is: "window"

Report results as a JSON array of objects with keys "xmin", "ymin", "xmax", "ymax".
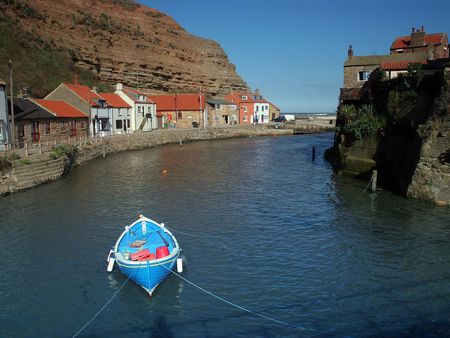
[
  {"xmin": 358, "ymin": 71, "xmax": 371, "ymax": 81},
  {"xmin": 241, "ymin": 95, "xmax": 247, "ymax": 100},
  {"xmin": 243, "ymin": 106, "xmax": 247, "ymax": 112},
  {"xmin": 230, "ymin": 104, "xmax": 237, "ymax": 110},
  {"xmin": 60, "ymin": 121, "xmax": 67, "ymax": 131},
  {"xmin": 177, "ymin": 112, "xmax": 182, "ymax": 119},
  {"xmin": 215, "ymin": 114, "xmax": 220, "ymax": 122},
  {"xmin": 127, "ymin": 119, "xmax": 130, "ymax": 128},
  {"xmin": 243, "ymin": 116, "xmax": 248, "ymax": 122},
  {"xmin": 116, "ymin": 120, "xmax": 123, "ymax": 129},
  {"xmin": 256, "ymin": 106, "xmax": 259, "ymax": 112},
  {"xmin": 46, "ymin": 123, "xmax": 51, "ymax": 134},
  {"xmin": 18, "ymin": 125, "xmax": 25, "ymax": 137},
  {"xmin": 80, "ymin": 122, "xmax": 85, "ymax": 129}
]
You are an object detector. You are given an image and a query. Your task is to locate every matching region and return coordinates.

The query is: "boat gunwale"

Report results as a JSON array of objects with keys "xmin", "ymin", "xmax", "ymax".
[{"xmin": 113, "ymin": 215, "xmax": 180, "ymax": 266}]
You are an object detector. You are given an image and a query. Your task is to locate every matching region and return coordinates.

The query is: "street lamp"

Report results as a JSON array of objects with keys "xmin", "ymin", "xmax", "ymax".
[{"xmin": 8, "ymin": 60, "xmax": 15, "ymax": 148}]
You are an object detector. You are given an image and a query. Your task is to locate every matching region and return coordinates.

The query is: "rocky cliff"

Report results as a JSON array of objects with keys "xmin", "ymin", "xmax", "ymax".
[
  {"xmin": 0, "ymin": 0, "xmax": 248, "ymax": 96},
  {"xmin": 326, "ymin": 67, "xmax": 450, "ymax": 205}
]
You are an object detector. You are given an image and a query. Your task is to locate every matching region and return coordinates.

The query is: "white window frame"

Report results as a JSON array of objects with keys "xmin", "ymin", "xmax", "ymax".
[{"xmin": 358, "ymin": 70, "xmax": 371, "ymax": 81}]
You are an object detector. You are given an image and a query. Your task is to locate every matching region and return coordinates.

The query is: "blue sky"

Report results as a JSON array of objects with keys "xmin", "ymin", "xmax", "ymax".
[{"xmin": 141, "ymin": 0, "xmax": 450, "ymax": 112}]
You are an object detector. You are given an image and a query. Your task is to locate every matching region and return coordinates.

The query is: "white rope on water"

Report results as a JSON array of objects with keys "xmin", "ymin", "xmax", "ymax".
[
  {"xmin": 71, "ymin": 273, "xmax": 132, "ymax": 338},
  {"xmin": 158, "ymin": 263, "xmax": 316, "ymax": 332}
]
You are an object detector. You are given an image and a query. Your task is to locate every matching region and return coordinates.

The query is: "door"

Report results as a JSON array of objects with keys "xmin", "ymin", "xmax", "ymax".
[
  {"xmin": 31, "ymin": 121, "xmax": 40, "ymax": 143},
  {"xmin": 70, "ymin": 121, "xmax": 77, "ymax": 137}
]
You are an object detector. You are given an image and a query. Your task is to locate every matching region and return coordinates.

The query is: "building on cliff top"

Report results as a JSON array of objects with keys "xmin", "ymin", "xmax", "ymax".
[{"xmin": 341, "ymin": 27, "xmax": 449, "ymax": 104}]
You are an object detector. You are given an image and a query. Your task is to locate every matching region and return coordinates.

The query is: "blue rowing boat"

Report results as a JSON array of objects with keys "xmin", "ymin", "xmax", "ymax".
[{"xmin": 107, "ymin": 215, "xmax": 182, "ymax": 296}]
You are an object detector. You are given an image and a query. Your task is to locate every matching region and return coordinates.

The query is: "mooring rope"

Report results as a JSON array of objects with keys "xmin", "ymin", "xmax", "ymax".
[
  {"xmin": 167, "ymin": 228, "xmax": 199, "ymax": 237},
  {"xmin": 71, "ymin": 262, "xmax": 138, "ymax": 338},
  {"xmin": 158, "ymin": 263, "xmax": 317, "ymax": 332},
  {"xmin": 356, "ymin": 175, "xmax": 373, "ymax": 200}
]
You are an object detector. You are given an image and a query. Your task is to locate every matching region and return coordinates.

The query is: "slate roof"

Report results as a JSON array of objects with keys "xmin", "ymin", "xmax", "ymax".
[
  {"xmin": 33, "ymin": 99, "xmax": 87, "ymax": 118},
  {"xmin": 206, "ymin": 97, "xmax": 234, "ymax": 105},
  {"xmin": 344, "ymin": 51, "xmax": 428, "ymax": 67},
  {"xmin": 8, "ymin": 98, "xmax": 54, "ymax": 120}
]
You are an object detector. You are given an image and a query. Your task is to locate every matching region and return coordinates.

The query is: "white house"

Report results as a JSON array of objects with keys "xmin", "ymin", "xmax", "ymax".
[
  {"xmin": 0, "ymin": 80, "xmax": 9, "ymax": 150},
  {"xmin": 99, "ymin": 93, "xmax": 132, "ymax": 134},
  {"xmin": 115, "ymin": 83, "xmax": 157, "ymax": 131},
  {"xmin": 252, "ymin": 90, "xmax": 270, "ymax": 124}
]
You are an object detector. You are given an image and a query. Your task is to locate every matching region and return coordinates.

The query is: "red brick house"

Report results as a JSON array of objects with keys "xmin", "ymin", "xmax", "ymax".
[
  {"xmin": 148, "ymin": 94, "xmax": 205, "ymax": 128},
  {"xmin": 225, "ymin": 92, "xmax": 255, "ymax": 124}
]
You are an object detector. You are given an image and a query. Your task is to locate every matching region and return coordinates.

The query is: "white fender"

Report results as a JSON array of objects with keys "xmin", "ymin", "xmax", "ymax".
[
  {"xmin": 107, "ymin": 257, "xmax": 115, "ymax": 272},
  {"xmin": 177, "ymin": 257, "xmax": 183, "ymax": 273}
]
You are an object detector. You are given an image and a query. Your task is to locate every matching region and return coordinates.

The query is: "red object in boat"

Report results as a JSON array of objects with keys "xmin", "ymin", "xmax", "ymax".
[
  {"xmin": 156, "ymin": 246, "xmax": 170, "ymax": 259},
  {"xmin": 130, "ymin": 249, "xmax": 155, "ymax": 261}
]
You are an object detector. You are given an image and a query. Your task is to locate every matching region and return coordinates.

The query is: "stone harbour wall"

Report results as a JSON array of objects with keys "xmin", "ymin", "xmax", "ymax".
[{"xmin": 0, "ymin": 126, "xmax": 293, "ymax": 196}]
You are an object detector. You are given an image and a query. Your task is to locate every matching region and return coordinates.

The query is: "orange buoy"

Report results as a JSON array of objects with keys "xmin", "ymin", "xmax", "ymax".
[{"xmin": 162, "ymin": 169, "xmax": 168, "ymax": 176}]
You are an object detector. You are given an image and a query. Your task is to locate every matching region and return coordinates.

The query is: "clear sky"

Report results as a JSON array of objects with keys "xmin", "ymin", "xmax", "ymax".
[{"xmin": 141, "ymin": 0, "xmax": 450, "ymax": 113}]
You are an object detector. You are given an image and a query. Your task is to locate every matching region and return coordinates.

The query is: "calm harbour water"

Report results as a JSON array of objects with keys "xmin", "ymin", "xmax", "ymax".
[{"xmin": 1, "ymin": 133, "xmax": 450, "ymax": 338}]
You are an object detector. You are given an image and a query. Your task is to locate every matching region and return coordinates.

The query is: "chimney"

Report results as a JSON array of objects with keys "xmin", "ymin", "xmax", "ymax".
[
  {"xmin": 348, "ymin": 45, "xmax": 353, "ymax": 57},
  {"xmin": 254, "ymin": 88, "xmax": 260, "ymax": 100},
  {"xmin": 116, "ymin": 83, "xmax": 123, "ymax": 92},
  {"xmin": 411, "ymin": 26, "xmax": 426, "ymax": 46},
  {"xmin": 73, "ymin": 74, "xmax": 79, "ymax": 85}
]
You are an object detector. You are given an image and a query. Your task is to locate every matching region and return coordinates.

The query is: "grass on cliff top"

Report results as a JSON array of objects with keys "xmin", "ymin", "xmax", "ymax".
[{"xmin": 0, "ymin": 7, "xmax": 112, "ymax": 97}]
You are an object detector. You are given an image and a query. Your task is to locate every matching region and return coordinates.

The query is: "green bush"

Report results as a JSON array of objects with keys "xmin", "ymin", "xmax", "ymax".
[
  {"xmin": 339, "ymin": 104, "xmax": 385, "ymax": 141},
  {"xmin": 50, "ymin": 144, "xmax": 79, "ymax": 160}
]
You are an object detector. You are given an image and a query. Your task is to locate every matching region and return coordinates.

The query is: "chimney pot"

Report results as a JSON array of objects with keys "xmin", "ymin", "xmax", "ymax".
[
  {"xmin": 348, "ymin": 45, "xmax": 354, "ymax": 57},
  {"xmin": 116, "ymin": 83, "xmax": 123, "ymax": 92}
]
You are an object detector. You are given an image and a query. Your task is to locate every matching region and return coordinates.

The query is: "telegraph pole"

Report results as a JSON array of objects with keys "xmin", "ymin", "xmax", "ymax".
[{"xmin": 8, "ymin": 60, "xmax": 15, "ymax": 148}]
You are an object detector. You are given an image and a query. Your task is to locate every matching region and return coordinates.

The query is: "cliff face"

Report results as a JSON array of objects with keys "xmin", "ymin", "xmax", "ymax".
[{"xmin": 0, "ymin": 0, "xmax": 248, "ymax": 96}]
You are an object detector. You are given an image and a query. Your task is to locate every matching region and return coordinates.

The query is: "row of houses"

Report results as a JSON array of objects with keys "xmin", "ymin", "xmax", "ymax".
[{"xmin": 0, "ymin": 80, "xmax": 281, "ymax": 150}]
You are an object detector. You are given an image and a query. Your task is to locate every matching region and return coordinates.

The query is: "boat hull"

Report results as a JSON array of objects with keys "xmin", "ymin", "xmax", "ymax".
[{"xmin": 116, "ymin": 252, "xmax": 179, "ymax": 295}]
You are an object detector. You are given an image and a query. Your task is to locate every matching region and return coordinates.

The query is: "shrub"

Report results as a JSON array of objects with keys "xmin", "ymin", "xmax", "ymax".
[
  {"xmin": 340, "ymin": 104, "xmax": 385, "ymax": 141},
  {"xmin": 50, "ymin": 144, "xmax": 79, "ymax": 160}
]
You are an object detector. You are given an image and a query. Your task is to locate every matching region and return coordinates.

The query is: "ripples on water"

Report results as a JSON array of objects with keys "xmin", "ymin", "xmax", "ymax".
[{"xmin": 1, "ymin": 133, "xmax": 449, "ymax": 337}]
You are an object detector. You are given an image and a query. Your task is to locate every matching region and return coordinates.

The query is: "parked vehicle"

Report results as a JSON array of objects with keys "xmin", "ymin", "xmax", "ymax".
[{"xmin": 272, "ymin": 116, "xmax": 286, "ymax": 122}]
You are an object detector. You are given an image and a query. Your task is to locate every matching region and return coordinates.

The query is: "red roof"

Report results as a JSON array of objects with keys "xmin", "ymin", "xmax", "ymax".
[
  {"xmin": 64, "ymin": 83, "xmax": 104, "ymax": 106},
  {"xmin": 148, "ymin": 94, "xmax": 205, "ymax": 111},
  {"xmin": 99, "ymin": 93, "xmax": 132, "ymax": 108},
  {"xmin": 33, "ymin": 99, "xmax": 88, "ymax": 118},
  {"xmin": 391, "ymin": 33, "xmax": 445, "ymax": 49},
  {"xmin": 381, "ymin": 60, "xmax": 427, "ymax": 70},
  {"xmin": 225, "ymin": 92, "xmax": 255, "ymax": 104}
]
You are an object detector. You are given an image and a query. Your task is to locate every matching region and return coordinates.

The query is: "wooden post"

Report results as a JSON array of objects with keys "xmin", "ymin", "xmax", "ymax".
[
  {"xmin": 312, "ymin": 146, "xmax": 316, "ymax": 161},
  {"xmin": 371, "ymin": 170, "xmax": 378, "ymax": 193},
  {"xmin": 179, "ymin": 139, "xmax": 182, "ymax": 148},
  {"xmin": 38, "ymin": 141, "xmax": 42, "ymax": 154},
  {"xmin": 25, "ymin": 141, "xmax": 29, "ymax": 156}
]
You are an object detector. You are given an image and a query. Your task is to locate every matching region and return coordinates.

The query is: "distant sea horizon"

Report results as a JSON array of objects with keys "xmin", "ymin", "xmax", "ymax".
[{"xmin": 283, "ymin": 112, "xmax": 337, "ymax": 116}]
